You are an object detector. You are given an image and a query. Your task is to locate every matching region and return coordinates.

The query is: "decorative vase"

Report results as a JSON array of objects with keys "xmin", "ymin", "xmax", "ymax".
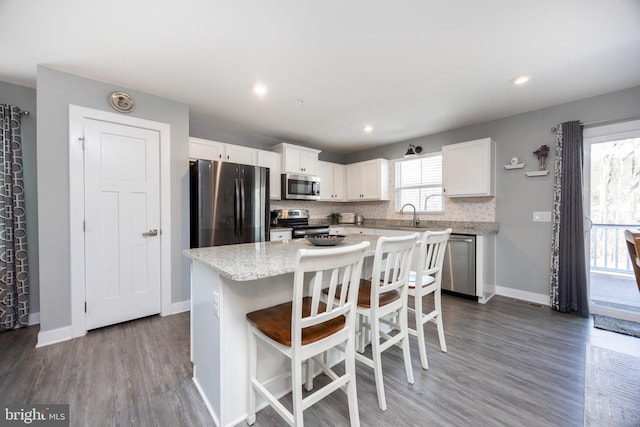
[{"xmin": 539, "ymin": 156, "xmax": 546, "ymax": 171}]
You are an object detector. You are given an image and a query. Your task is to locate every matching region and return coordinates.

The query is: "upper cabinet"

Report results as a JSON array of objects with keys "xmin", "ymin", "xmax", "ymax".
[
  {"xmin": 346, "ymin": 159, "xmax": 389, "ymax": 201},
  {"xmin": 257, "ymin": 151, "xmax": 281, "ymax": 200},
  {"xmin": 442, "ymin": 137, "xmax": 495, "ymax": 197},
  {"xmin": 272, "ymin": 143, "xmax": 320, "ymax": 175},
  {"xmin": 189, "ymin": 137, "xmax": 257, "ymax": 165},
  {"xmin": 318, "ymin": 161, "xmax": 346, "ymax": 201}
]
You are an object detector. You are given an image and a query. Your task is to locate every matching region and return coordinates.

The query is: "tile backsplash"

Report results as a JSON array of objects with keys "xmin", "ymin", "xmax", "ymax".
[{"xmin": 271, "ymin": 159, "xmax": 495, "ymax": 223}]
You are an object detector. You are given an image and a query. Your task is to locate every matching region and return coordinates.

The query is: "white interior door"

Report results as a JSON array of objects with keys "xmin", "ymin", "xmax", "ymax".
[{"xmin": 83, "ymin": 118, "xmax": 161, "ymax": 330}]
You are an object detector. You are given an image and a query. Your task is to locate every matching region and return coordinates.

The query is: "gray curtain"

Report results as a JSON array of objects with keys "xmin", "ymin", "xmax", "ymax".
[
  {"xmin": 550, "ymin": 121, "xmax": 588, "ymax": 317},
  {"xmin": 0, "ymin": 105, "xmax": 29, "ymax": 330}
]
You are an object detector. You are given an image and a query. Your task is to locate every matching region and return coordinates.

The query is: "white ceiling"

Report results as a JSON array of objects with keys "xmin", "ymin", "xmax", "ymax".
[{"xmin": 2, "ymin": 1, "xmax": 640, "ymax": 154}]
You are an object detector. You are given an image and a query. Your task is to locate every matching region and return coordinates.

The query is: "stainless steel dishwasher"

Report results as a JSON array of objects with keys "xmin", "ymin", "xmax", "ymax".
[{"xmin": 441, "ymin": 234, "xmax": 477, "ymax": 300}]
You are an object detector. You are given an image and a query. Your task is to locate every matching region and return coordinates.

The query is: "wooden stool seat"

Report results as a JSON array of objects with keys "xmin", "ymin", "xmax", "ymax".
[{"xmin": 247, "ymin": 297, "xmax": 345, "ymax": 346}]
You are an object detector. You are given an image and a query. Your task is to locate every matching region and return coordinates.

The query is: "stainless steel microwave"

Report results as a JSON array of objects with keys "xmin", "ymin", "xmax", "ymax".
[{"xmin": 281, "ymin": 173, "xmax": 320, "ymax": 200}]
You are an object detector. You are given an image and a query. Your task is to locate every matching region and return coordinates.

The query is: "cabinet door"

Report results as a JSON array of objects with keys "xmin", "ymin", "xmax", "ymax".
[
  {"xmin": 299, "ymin": 150, "xmax": 318, "ymax": 175},
  {"xmin": 226, "ymin": 144, "xmax": 257, "ymax": 165},
  {"xmin": 318, "ymin": 161, "xmax": 334, "ymax": 201},
  {"xmin": 442, "ymin": 138, "xmax": 494, "ymax": 197},
  {"xmin": 257, "ymin": 151, "xmax": 281, "ymax": 200},
  {"xmin": 283, "ymin": 150, "xmax": 302, "ymax": 174},
  {"xmin": 333, "ymin": 163, "xmax": 346, "ymax": 200},
  {"xmin": 189, "ymin": 138, "xmax": 224, "ymax": 161},
  {"xmin": 346, "ymin": 163, "xmax": 363, "ymax": 200},
  {"xmin": 361, "ymin": 160, "xmax": 381, "ymax": 199}
]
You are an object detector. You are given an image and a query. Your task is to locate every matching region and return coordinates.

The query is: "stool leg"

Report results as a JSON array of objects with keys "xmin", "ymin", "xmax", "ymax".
[
  {"xmin": 292, "ymin": 357, "xmax": 304, "ymax": 426},
  {"xmin": 435, "ymin": 290, "xmax": 447, "ymax": 352},
  {"xmin": 345, "ymin": 334, "xmax": 361, "ymax": 427},
  {"xmin": 400, "ymin": 303, "xmax": 414, "ymax": 384},
  {"xmin": 415, "ymin": 294, "xmax": 429, "ymax": 370},
  {"xmin": 371, "ymin": 316, "xmax": 387, "ymax": 411},
  {"xmin": 247, "ymin": 326, "xmax": 257, "ymax": 425},
  {"xmin": 305, "ymin": 358, "xmax": 314, "ymax": 391}
]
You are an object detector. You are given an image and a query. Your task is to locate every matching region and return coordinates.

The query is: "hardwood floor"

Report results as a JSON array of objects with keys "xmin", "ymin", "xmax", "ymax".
[{"xmin": 1, "ymin": 295, "xmax": 639, "ymax": 427}]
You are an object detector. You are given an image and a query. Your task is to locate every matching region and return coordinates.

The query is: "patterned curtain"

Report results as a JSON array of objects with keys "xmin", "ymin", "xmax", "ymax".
[
  {"xmin": 0, "ymin": 105, "xmax": 29, "ymax": 330},
  {"xmin": 549, "ymin": 121, "xmax": 588, "ymax": 317}
]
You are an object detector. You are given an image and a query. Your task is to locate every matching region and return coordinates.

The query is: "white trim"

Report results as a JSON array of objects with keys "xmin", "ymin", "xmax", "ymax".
[
  {"xmin": 69, "ymin": 105, "xmax": 172, "ymax": 339},
  {"xmin": 36, "ymin": 325, "xmax": 73, "ymax": 348},
  {"xmin": 584, "ymin": 118, "xmax": 640, "ymax": 143},
  {"xmin": 590, "ymin": 304, "xmax": 640, "ymax": 323},
  {"xmin": 495, "ymin": 286, "xmax": 550, "ymax": 306},
  {"xmin": 192, "ymin": 375, "xmax": 220, "ymax": 427},
  {"xmin": 171, "ymin": 300, "xmax": 191, "ymax": 314}
]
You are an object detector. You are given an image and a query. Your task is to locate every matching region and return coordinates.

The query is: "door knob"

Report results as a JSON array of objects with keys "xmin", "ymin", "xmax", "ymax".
[{"xmin": 142, "ymin": 229, "xmax": 158, "ymax": 237}]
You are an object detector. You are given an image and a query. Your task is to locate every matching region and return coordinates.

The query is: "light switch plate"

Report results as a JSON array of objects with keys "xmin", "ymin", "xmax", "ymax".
[{"xmin": 533, "ymin": 211, "xmax": 551, "ymax": 222}]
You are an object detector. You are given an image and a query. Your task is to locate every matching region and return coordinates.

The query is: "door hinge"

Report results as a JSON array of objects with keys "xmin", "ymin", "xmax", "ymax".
[
  {"xmin": 79, "ymin": 137, "xmax": 85, "ymax": 150},
  {"xmin": 83, "ymin": 220, "xmax": 86, "ymax": 232},
  {"xmin": 84, "ymin": 302, "xmax": 87, "ymax": 313}
]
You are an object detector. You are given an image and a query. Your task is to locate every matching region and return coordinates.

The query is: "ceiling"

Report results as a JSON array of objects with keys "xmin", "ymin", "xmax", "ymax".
[{"xmin": 2, "ymin": 1, "xmax": 640, "ymax": 154}]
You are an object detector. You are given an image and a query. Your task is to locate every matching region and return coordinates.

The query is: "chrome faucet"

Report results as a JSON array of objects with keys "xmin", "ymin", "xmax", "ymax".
[{"xmin": 400, "ymin": 203, "xmax": 419, "ymax": 227}]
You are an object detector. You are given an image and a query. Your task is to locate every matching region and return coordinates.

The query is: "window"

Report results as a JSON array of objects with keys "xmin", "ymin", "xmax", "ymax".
[{"xmin": 395, "ymin": 152, "xmax": 443, "ymax": 213}]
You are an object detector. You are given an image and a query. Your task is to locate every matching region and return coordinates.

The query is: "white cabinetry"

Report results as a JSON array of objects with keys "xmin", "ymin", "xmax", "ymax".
[
  {"xmin": 272, "ymin": 143, "xmax": 320, "ymax": 175},
  {"xmin": 442, "ymin": 137, "xmax": 495, "ymax": 197},
  {"xmin": 225, "ymin": 144, "xmax": 257, "ymax": 165},
  {"xmin": 318, "ymin": 161, "xmax": 346, "ymax": 201},
  {"xmin": 270, "ymin": 229, "xmax": 292, "ymax": 241},
  {"xmin": 257, "ymin": 151, "xmax": 282, "ymax": 200},
  {"xmin": 189, "ymin": 137, "xmax": 225, "ymax": 161},
  {"xmin": 346, "ymin": 159, "xmax": 389, "ymax": 201},
  {"xmin": 189, "ymin": 137, "xmax": 257, "ymax": 165}
]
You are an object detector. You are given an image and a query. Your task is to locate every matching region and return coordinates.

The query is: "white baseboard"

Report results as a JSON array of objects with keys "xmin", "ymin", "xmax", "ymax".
[
  {"xmin": 171, "ymin": 300, "xmax": 191, "ymax": 314},
  {"xmin": 495, "ymin": 286, "xmax": 550, "ymax": 306},
  {"xmin": 36, "ymin": 325, "xmax": 73, "ymax": 348},
  {"xmin": 35, "ymin": 303, "xmax": 190, "ymax": 348}
]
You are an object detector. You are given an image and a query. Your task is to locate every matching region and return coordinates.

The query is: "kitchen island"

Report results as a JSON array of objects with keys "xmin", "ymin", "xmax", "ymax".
[{"xmin": 183, "ymin": 234, "xmax": 380, "ymax": 427}]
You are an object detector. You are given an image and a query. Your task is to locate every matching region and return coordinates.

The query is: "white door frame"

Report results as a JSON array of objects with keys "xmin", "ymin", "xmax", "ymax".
[{"xmin": 69, "ymin": 105, "xmax": 172, "ymax": 338}]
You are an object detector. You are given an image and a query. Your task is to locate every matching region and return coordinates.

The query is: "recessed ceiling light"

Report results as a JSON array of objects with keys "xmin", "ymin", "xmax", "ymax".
[
  {"xmin": 253, "ymin": 83, "xmax": 268, "ymax": 97},
  {"xmin": 513, "ymin": 75, "xmax": 530, "ymax": 85},
  {"xmin": 363, "ymin": 125, "xmax": 373, "ymax": 133}
]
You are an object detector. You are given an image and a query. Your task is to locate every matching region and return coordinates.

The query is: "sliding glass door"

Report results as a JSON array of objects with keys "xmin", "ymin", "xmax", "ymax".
[{"xmin": 584, "ymin": 120, "xmax": 640, "ymax": 322}]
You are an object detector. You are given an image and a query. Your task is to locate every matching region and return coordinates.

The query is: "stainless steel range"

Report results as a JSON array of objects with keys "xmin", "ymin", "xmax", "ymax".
[{"xmin": 270, "ymin": 209, "xmax": 329, "ymax": 239}]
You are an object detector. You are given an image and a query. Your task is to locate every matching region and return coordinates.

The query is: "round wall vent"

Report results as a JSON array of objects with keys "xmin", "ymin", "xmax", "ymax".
[{"xmin": 109, "ymin": 92, "xmax": 136, "ymax": 113}]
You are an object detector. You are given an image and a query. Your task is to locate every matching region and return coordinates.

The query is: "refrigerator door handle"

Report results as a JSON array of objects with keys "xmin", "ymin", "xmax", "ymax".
[
  {"xmin": 239, "ymin": 178, "xmax": 246, "ymax": 238},
  {"xmin": 234, "ymin": 178, "xmax": 241, "ymax": 237}
]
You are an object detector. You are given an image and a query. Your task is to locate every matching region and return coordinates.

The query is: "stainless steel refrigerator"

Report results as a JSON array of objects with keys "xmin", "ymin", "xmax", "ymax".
[{"xmin": 190, "ymin": 159, "xmax": 270, "ymax": 247}]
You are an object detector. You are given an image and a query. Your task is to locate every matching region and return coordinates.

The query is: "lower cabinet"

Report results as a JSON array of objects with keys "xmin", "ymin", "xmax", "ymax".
[{"xmin": 270, "ymin": 229, "xmax": 292, "ymax": 241}]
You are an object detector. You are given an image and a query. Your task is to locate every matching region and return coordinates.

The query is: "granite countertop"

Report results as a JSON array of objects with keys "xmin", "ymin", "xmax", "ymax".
[
  {"xmin": 184, "ymin": 234, "xmax": 383, "ymax": 281},
  {"xmin": 318, "ymin": 220, "xmax": 499, "ymax": 235}
]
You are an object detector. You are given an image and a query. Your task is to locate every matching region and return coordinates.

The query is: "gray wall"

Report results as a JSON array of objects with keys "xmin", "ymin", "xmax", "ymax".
[
  {"xmin": 0, "ymin": 81, "xmax": 39, "ymax": 316},
  {"xmin": 345, "ymin": 85, "xmax": 640, "ymax": 298},
  {"xmin": 37, "ymin": 66, "xmax": 190, "ymax": 332}
]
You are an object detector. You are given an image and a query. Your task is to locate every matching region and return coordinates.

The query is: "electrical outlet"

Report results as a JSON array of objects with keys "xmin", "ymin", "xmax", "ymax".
[
  {"xmin": 533, "ymin": 211, "xmax": 551, "ymax": 222},
  {"xmin": 213, "ymin": 291, "xmax": 220, "ymax": 318}
]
